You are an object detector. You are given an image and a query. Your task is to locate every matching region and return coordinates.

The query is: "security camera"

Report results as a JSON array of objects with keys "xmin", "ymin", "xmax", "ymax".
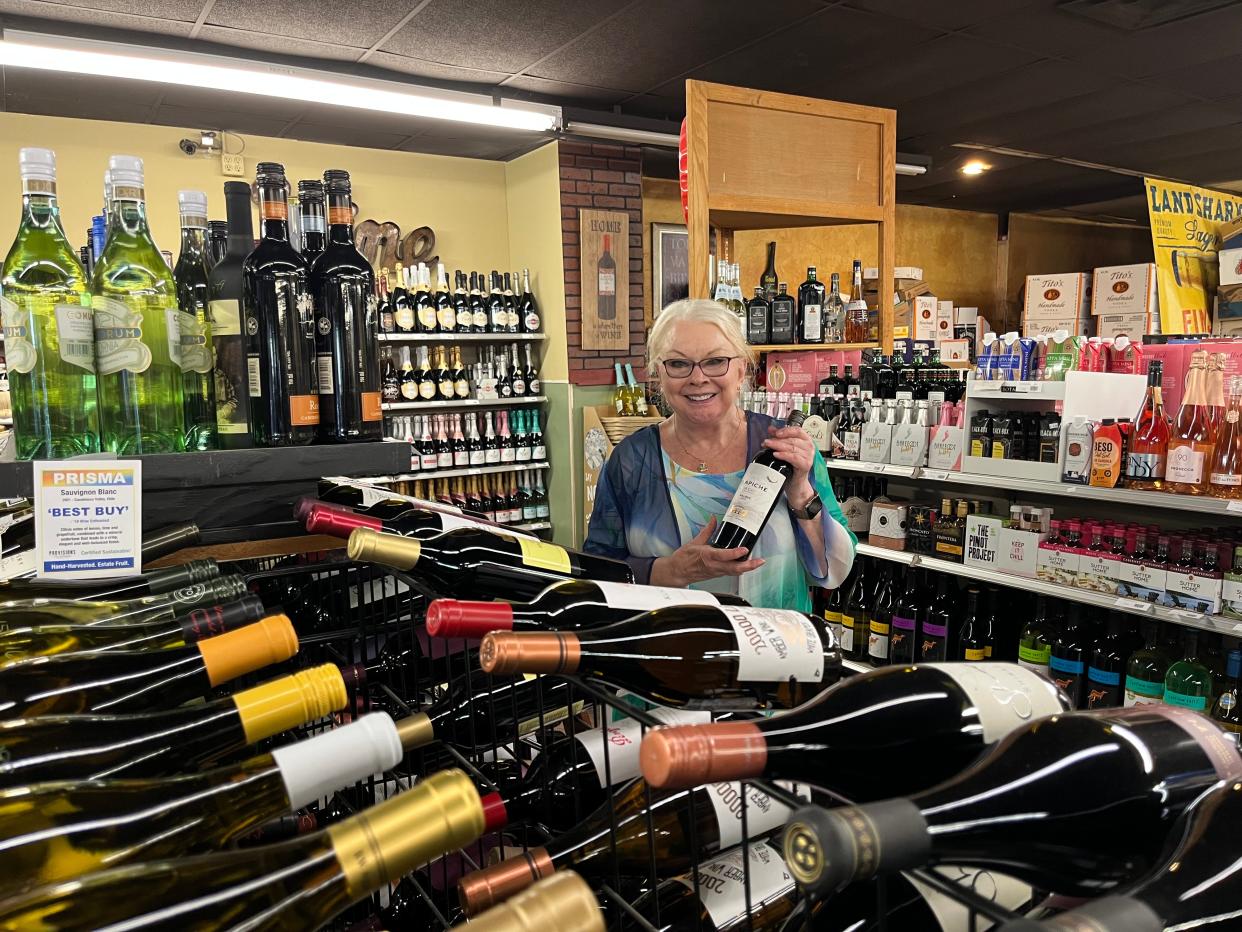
[{"xmin": 179, "ymin": 138, "xmax": 198, "ymax": 156}]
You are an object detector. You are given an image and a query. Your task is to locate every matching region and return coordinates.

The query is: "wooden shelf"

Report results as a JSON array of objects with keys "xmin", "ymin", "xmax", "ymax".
[
  {"xmin": 751, "ymin": 342, "xmax": 878, "ymax": 353},
  {"xmin": 709, "ymin": 195, "xmax": 884, "ymax": 231}
]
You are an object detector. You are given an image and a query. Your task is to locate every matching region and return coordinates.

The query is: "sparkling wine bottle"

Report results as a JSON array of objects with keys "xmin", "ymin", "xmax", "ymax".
[
  {"xmin": 710, "ymin": 409, "xmax": 807, "ymax": 551},
  {"xmin": 783, "ymin": 705, "xmax": 1242, "ymax": 899},
  {"xmin": 479, "ymin": 604, "xmax": 840, "ymax": 711}
]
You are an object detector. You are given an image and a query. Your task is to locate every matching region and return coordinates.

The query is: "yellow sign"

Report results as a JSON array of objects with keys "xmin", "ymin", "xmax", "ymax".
[{"xmin": 1145, "ymin": 177, "xmax": 1242, "ymax": 334}]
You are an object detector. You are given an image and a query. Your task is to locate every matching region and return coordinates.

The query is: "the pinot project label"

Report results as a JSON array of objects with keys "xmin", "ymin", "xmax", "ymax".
[{"xmin": 725, "ymin": 607, "xmax": 824, "ymax": 683}]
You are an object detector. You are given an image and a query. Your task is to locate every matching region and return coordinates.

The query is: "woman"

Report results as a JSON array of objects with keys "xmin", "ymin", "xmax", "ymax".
[{"xmin": 585, "ymin": 298, "xmax": 855, "ymax": 611}]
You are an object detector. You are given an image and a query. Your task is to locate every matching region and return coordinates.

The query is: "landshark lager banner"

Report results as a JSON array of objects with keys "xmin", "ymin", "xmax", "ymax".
[{"xmin": 1145, "ymin": 177, "xmax": 1242, "ymax": 334}]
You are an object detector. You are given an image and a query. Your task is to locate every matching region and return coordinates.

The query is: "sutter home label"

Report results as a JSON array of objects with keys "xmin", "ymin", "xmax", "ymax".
[
  {"xmin": 1166, "ymin": 566, "xmax": 1223, "ymax": 615},
  {"xmin": 1037, "ymin": 540, "xmax": 1078, "ymax": 586}
]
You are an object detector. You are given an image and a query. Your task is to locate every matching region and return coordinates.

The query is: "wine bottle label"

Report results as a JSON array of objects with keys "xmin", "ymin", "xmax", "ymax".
[
  {"xmin": 518, "ymin": 538, "xmax": 571, "ymax": 574},
  {"xmin": 1085, "ymin": 667, "xmax": 1121, "ymax": 708},
  {"xmin": 161, "ymin": 307, "xmax": 183, "ymax": 368},
  {"xmin": 1166, "ymin": 445, "xmax": 1206, "ymax": 483},
  {"xmin": 843, "ymin": 432, "xmax": 861, "ymax": 457},
  {"xmin": 525, "ymin": 312, "xmax": 540, "ymax": 330},
  {"xmin": 454, "ymin": 378, "xmax": 470, "ymax": 397},
  {"xmin": 1162, "ymin": 688, "xmax": 1207, "ymax": 711},
  {"xmin": 724, "ymin": 606, "xmax": 825, "ymax": 683},
  {"xmin": 1211, "ymin": 472, "xmax": 1242, "ymax": 486},
  {"xmin": 439, "ymin": 378, "xmax": 454, "ymax": 397},
  {"xmin": 418, "ymin": 381, "xmax": 436, "ymax": 401},
  {"xmin": 576, "ymin": 707, "xmax": 712, "ymax": 788},
  {"xmin": 474, "ymin": 309, "xmax": 488, "ymax": 329},
  {"xmin": 56, "ymin": 302, "xmax": 96, "ymax": 372},
  {"xmin": 177, "ymin": 311, "xmax": 212, "ymax": 374},
  {"xmin": 247, "ymin": 355, "xmax": 262, "ymax": 397},
  {"xmin": 725, "ymin": 462, "xmax": 787, "ymax": 535},
  {"xmin": 437, "ymin": 307, "xmax": 455, "ymax": 330},
  {"xmin": 437, "ymin": 450, "xmax": 452, "ymax": 468},
  {"xmin": 418, "ymin": 305, "xmax": 437, "ymax": 330},
  {"xmin": 93, "ymin": 296, "xmax": 153, "ymax": 375},
  {"xmin": 534, "ymin": 443, "xmax": 546, "ymax": 461},
  {"xmin": 290, "ymin": 394, "xmax": 319, "ymax": 426},
  {"xmin": 927, "ymin": 663, "xmax": 1068, "ymax": 743},
  {"xmin": 0, "ymin": 296, "xmax": 37, "ymax": 373},
  {"xmin": 400, "ymin": 381, "xmax": 418, "ymax": 400},
  {"xmin": 316, "ymin": 354, "xmax": 335, "ymax": 394},
  {"xmin": 708, "ymin": 780, "xmax": 804, "ymax": 849},
  {"xmin": 1123, "ymin": 676, "xmax": 1164, "ymax": 707},
  {"xmin": 672, "ymin": 842, "xmax": 794, "ymax": 928},
  {"xmin": 469, "ymin": 450, "xmax": 486, "ymax": 466},
  {"xmin": 839, "ymin": 615, "xmax": 855, "ymax": 653},
  {"xmin": 593, "ymin": 580, "xmax": 719, "ymax": 611},
  {"xmin": 501, "ymin": 446, "xmax": 516, "ymax": 464},
  {"xmin": 1125, "ymin": 451, "xmax": 1166, "ymax": 480},
  {"xmin": 420, "ymin": 452, "xmax": 438, "ymax": 470},
  {"xmin": 453, "ymin": 450, "xmax": 470, "ymax": 467},
  {"xmin": 963, "ymin": 647, "xmax": 987, "ymax": 661},
  {"xmin": 1017, "ymin": 645, "xmax": 1050, "ymax": 669},
  {"xmin": 395, "ymin": 306, "xmax": 415, "ymax": 330},
  {"xmin": 530, "ymin": 377, "xmax": 542, "ymax": 394},
  {"xmin": 868, "ymin": 621, "xmax": 889, "ymax": 660}
]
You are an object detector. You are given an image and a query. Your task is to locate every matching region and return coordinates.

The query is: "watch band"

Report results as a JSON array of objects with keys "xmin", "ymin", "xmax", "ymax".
[{"xmin": 789, "ymin": 491, "xmax": 822, "ymax": 520}]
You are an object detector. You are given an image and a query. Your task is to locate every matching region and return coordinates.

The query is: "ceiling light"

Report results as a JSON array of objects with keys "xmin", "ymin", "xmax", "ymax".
[
  {"xmin": 0, "ymin": 30, "xmax": 560, "ymax": 133},
  {"xmin": 960, "ymin": 160, "xmax": 990, "ymax": 176}
]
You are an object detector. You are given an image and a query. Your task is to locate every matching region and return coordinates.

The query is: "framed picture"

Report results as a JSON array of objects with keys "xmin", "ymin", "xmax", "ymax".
[
  {"xmin": 578, "ymin": 208, "xmax": 630, "ymax": 350},
  {"xmin": 652, "ymin": 222, "xmax": 689, "ymax": 317}
]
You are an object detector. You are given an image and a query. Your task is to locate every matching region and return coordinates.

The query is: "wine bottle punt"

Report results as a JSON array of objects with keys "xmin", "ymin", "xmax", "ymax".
[
  {"xmin": 0, "ymin": 557, "xmax": 219, "ymax": 603},
  {"xmin": 0, "ymin": 613, "xmax": 298, "ymax": 717},
  {"xmin": 0, "ymin": 663, "xmax": 349, "ymax": 786},
  {"xmin": 710, "ymin": 409, "xmax": 806, "ymax": 551},
  {"xmin": 0, "ymin": 573, "xmax": 248, "ymax": 627},
  {"xmin": 0, "ymin": 769, "xmax": 485, "ymax": 931},
  {"xmin": 640, "ymin": 663, "xmax": 1068, "ymax": 796},
  {"xmin": 0, "ymin": 712, "xmax": 407, "ymax": 896},
  {"xmin": 782, "ymin": 705, "xmax": 1242, "ymax": 900},
  {"xmin": 480, "ymin": 604, "xmax": 840, "ymax": 711}
]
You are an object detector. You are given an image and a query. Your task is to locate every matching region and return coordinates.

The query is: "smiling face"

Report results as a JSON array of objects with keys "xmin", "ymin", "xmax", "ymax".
[{"xmin": 658, "ymin": 320, "xmax": 745, "ymax": 427}]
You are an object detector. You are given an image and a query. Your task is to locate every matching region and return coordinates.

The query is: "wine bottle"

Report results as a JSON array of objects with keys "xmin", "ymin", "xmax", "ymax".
[
  {"xmin": 206, "ymin": 181, "xmax": 255, "ymax": 448},
  {"xmin": 172, "ymin": 188, "xmax": 218, "ymax": 451},
  {"xmin": 346, "ymin": 526, "xmax": 633, "ymax": 600},
  {"xmin": 519, "ymin": 268, "xmax": 541, "ymax": 333},
  {"xmin": 0, "ymin": 614, "xmax": 298, "ymax": 717},
  {"xmin": 782, "ymin": 705, "xmax": 1242, "ymax": 899},
  {"xmin": 995, "ymin": 781, "xmax": 1242, "ymax": 932},
  {"xmin": 426, "ymin": 581, "xmax": 748, "ymax": 639},
  {"xmin": 458, "ymin": 778, "xmax": 802, "ymax": 916},
  {"xmin": 140, "ymin": 520, "xmax": 202, "ymax": 562},
  {"xmin": 207, "ymin": 220, "xmax": 228, "ymax": 268},
  {"xmin": 296, "ymin": 179, "xmax": 325, "ymax": 264},
  {"xmin": 1, "ymin": 147, "xmax": 101, "ymax": 459},
  {"xmin": 310, "ymin": 169, "xmax": 382, "ymax": 443},
  {"xmin": 888, "ymin": 569, "xmax": 922, "ymax": 665},
  {"xmin": 2, "ymin": 573, "xmax": 247, "ymax": 628},
  {"xmin": 1048, "ymin": 604, "xmax": 1089, "ymax": 708},
  {"xmin": 0, "ymin": 595, "xmax": 267, "ymax": 660},
  {"xmin": 641, "ymin": 663, "xmax": 1068, "ymax": 795},
  {"xmin": 0, "ymin": 558, "xmax": 219, "ymax": 603},
  {"xmin": 0, "ymin": 712, "xmax": 406, "ymax": 896},
  {"xmin": 243, "ymin": 161, "xmax": 318, "ymax": 447},
  {"xmin": 91, "ymin": 155, "xmax": 185, "ymax": 453},
  {"xmin": 760, "ymin": 241, "xmax": 778, "ymax": 298},
  {"xmin": 464, "ymin": 872, "xmax": 601, "ymax": 932},
  {"xmin": 0, "ymin": 663, "xmax": 349, "ymax": 786},
  {"xmin": 306, "ymin": 500, "xmax": 518, "ymax": 543},
  {"xmin": 479, "ymin": 604, "xmax": 840, "ymax": 711},
  {"xmin": 0, "ymin": 769, "xmax": 484, "ymax": 931},
  {"xmin": 710, "ymin": 409, "xmax": 807, "ymax": 551}
]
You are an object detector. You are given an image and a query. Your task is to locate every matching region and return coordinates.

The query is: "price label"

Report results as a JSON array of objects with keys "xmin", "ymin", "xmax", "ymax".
[
  {"xmin": 922, "ymin": 469, "xmax": 949, "ymax": 481},
  {"xmin": 1169, "ymin": 609, "xmax": 1209, "ymax": 621},
  {"xmin": 1227, "ymin": 500, "xmax": 1242, "ymax": 514},
  {"xmin": 1114, "ymin": 598, "xmax": 1153, "ymax": 613}
]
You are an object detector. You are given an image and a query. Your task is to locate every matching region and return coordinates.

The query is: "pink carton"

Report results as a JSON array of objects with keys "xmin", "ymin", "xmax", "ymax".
[{"xmin": 763, "ymin": 351, "xmax": 820, "ymax": 393}]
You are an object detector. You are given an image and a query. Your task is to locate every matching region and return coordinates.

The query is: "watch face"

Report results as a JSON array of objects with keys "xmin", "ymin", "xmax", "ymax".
[{"xmin": 806, "ymin": 496, "xmax": 823, "ymax": 519}]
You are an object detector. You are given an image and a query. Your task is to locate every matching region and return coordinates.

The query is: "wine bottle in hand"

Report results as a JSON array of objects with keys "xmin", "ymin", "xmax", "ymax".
[{"xmin": 710, "ymin": 409, "xmax": 806, "ymax": 551}]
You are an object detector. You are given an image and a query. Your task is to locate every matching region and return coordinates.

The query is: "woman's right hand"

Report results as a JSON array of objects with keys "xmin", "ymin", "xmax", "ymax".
[{"xmin": 650, "ymin": 516, "xmax": 764, "ymax": 588}]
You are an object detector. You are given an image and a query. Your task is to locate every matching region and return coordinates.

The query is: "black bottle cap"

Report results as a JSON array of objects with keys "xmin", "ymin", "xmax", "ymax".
[
  {"xmin": 297, "ymin": 179, "xmax": 324, "ymax": 198},
  {"xmin": 208, "ymin": 220, "xmax": 229, "ymax": 236},
  {"xmin": 323, "ymin": 169, "xmax": 351, "ymax": 193},
  {"xmin": 255, "ymin": 162, "xmax": 286, "ymax": 183},
  {"xmin": 223, "ymin": 180, "xmax": 251, "ymax": 196}
]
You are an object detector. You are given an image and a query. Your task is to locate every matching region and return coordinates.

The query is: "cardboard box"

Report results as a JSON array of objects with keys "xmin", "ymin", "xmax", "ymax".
[
  {"xmin": 868, "ymin": 502, "xmax": 908, "ymax": 551},
  {"xmin": 1095, "ymin": 311, "xmax": 1157, "ymax": 340},
  {"xmin": 935, "ymin": 301, "xmax": 954, "ymax": 342},
  {"xmin": 1219, "ymin": 247, "xmax": 1242, "ymax": 287},
  {"xmin": 940, "ymin": 338, "xmax": 971, "ymax": 363},
  {"xmin": 763, "ymin": 351, "xmax": 821, "ymax": 394},
  {"xmin": 1037, "ymin": 541, "xmax": 1079, "ymax": 586},
  {"xmin": 891, "ymin": 422, "xmax": 929, "ymax": 467},
  {"xmin": 913, "ymin": 295, "xmax": 939, "ymax": 341},
  {"xmin": 865, "ymin": 266, "xmax": 924, "ymax": 282},
  {"xmin": 1022, "ymin": 316, "xmax": 1092, "ymax": 339},
  {"xmin": 1116, "ymin": 555, "xmax": 1173, "ymax": 607},
  {"xmin": 1223, "ymin": 568, "xmax": 1242, "ymax": 619},
  {"xmin": 1073, "ymin": 547, "xmax": 1120, "ymax": 595},
  {"xmin": 1166, "ymin": 567, "xmax": 1223, "ymax": 615},
  {"xmin": 964, "ymin": 515, "xmax": 1043, "ymax": 579},
  {"xmin": 1091, "ymin": 264, "xmax": 1158, "ymax": 317},
  {"xmin": 927, "ymin": 425, "xmax": 965, "ymax": 470},
  {"xmin": 860, "ymin": 421, "xmax": 892, "ymax": 464},
  {"xmin": 906, "ymin": 505, "xmax": 937, "ymax": 555},
  {"xmin": 1023, "ymin": 273, "xmax": 1091, "ymax": 321}
]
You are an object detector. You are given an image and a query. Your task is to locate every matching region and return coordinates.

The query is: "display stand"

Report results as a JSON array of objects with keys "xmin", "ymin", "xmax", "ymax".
[{"xmin": 683, "ymin": 80, "xmax": 897, "ymax": 353}]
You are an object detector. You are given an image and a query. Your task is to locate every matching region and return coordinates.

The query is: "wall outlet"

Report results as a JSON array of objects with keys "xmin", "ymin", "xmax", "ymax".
[{"xmin": 221, "ymin": 153, "xmax": 245, "ymax": 177}]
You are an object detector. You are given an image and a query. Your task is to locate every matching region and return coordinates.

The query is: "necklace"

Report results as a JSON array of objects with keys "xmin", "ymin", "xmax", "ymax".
[{"xmin": 673, "ymin": 411, "xmax": 744, "ymax": 473}]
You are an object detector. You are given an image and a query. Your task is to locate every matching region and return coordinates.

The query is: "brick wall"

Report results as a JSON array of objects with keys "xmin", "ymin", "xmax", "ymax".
[{"xmin": 559, "ymin": 141, "xmax": 646, "ymax": 386}]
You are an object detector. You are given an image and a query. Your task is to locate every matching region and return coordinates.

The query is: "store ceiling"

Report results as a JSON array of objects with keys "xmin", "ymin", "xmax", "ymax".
[{"xmin": 3, "ymin": 0, "xmax": 1242, "ymax": 221}]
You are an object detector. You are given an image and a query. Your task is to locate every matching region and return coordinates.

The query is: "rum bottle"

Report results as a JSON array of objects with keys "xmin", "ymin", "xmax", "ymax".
[{"xmin": 843, "ymin": 259, "xmax": 869, "ymax": 343}]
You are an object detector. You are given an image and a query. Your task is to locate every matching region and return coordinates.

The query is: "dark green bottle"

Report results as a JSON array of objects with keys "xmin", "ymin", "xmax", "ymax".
[{"xmin": 173, "ymin": 189, "xmax": 217, "ymax": 451}]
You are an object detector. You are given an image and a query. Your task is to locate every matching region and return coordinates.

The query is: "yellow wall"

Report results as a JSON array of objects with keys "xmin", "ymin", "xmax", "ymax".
[{"xmin": 0, "ymin": 112, "xmax": 512, "ymax": 274}]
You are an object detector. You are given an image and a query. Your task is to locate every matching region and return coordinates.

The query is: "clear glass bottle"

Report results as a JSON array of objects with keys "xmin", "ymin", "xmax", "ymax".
[
  {"xmin": 843, "ymin": 260, "xmax": 869, "ymax": 344},
  {"xmin": 173, "ymin": 190, "xmax": 217, "ymax": 451},
  {"xmin": 91, "ymin": 155, "xmax": 185, "ymax": 453},
  {"xmin": 1166, "ymin": 350, "xmax": 1215, "ymax": 495},
  {"xmin": 1, "ymin": 147, "xmax": 100, "ymax": 459},
  {"xmin": 1209, "ymin": 374, "xmax": 1242, "ymax": 499},
  {"xmin": 823, "ymin": 271, "xmax": 846, "ymax": 344}
]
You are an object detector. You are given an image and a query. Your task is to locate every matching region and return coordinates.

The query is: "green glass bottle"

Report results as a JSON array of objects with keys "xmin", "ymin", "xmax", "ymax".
[
  {"xmin": 1123, "ymin": 619, "xmax": 1168, "ymax": 707},
  {"xmin": 1164, "ymin": 629, "xmax": 1214, "ymax": 711},
  {"xmin": 91, "ymin": 155, "xmax": 184, "ymax": 453},
  {"xmin": 173, "ymin": 189, "xmax": 217, "ymax": 451},
  {"xmin": 1016, "ymin": 594, "xmax": 1055, "ymax": 675},
  {"xmin": 0, "ymin": 147, "xmax": 99, "ymax": 459}
]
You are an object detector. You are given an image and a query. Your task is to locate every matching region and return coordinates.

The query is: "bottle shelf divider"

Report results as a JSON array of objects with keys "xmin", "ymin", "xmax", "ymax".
[
  {"xmin": 360, "ymin": 461, "xmax": 551, "ymax": 483},
  {"xmin": 382, "ymin": 395, "xmax": 546, "ymax": 412},
  {"xmin": 855, "ymin": 542, "xmax": 1241, "ymax": 637},
  {"xmin": 378, "ymin": 332, "xmax": 546, "ymax": 344}
]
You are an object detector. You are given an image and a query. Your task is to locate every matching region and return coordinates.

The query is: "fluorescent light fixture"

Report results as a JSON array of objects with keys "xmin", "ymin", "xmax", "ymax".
[
  {"xmin": 960, "ymin": 160, "xmax": 990, "ymax": 176},
  {"xmin": 564, "ymin": 121, "xmax": 681, "ymax": 148},
  {"xmin": 0, "ymin": 30, "xmax": 560, "ymax": 133},
  {"xmin": 895, "ymin": 162, "xmax": 927, "ymax": 177}
]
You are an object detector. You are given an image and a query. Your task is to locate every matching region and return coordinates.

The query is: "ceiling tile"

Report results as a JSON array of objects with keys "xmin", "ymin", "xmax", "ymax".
[
  {"xmin": 842, "ymin": 0, "xmax": 1043, "ymax": 31},
  {"xmin": 0, "ymin": 0, "xmax": 193, "ymax": 34},
  {"xmin": 29, "ymin": 0, "xmax": 203, "ymax": 21},
  {"xmin": 207, "ymin": 0, "xmax": 404, "ymax": 51},
  {"xmin": 380, "ymin": 0, "xmax": 616, "ymax": 75},
  {"xmin": 501, "ymin": 74, "xmax": 627, "ymax": 104},
  {"xmin": 194, "ymin": 24, "xmax": 361, "ymax": 61},
  {"xmin": 5, "ymin": 89, "xmax": 153, "ymax": 124},
  {"xmin": 363, "ymin": 50, "xmax": 509, "ymax": 87}
]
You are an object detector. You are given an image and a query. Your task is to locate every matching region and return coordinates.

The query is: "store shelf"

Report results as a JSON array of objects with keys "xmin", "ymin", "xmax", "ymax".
[
  {"xmin": 382, "ymin": 395, "xmax": 546, "ymax": 412},
  {"xmin": 512, "ymin": 520, "xmax": 552, "ymax": 532},
  {"xmin": 361, "ymin": 461, "xmax": 550, "ymax": 483},
  {"xmin": 967, "ymin": 380, "xmax": 1065, "ymax": 399},
  {"xmin": 824, "ymin": 459, "xmax": 1242, "ymax": 517},
  {"xmin": 378, "ymin": 332, "xmax": 545, "ymax": 344},
  {"xmin": 748, "ymin": 342, "xmax": 879, "ymax": 353},
  {"xmin": 856, "ymin": 542, "xmax": 1242, "ymax": 637}
]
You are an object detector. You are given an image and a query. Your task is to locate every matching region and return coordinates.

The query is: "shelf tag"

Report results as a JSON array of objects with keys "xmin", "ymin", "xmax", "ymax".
[
  {"xmin": 32, "ymin": 459, "xmax": 143, "ymax": 580},
  {"xmin": 1114, "ymin": 597, "xmax": 1153, "ymax": 613},
  {"xmin": 1227, "ymin": 500, "xmax": 1242, "ymax": 514},
  {"xmin": 922, "ymin": 469, "xmax": 948, "ymax": 481}
]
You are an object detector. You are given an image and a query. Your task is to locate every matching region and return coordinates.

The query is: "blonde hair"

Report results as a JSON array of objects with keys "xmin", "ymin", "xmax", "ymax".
[{"xmin": 647, "ymin": 298, "xmax": 755, "ymax": 379}]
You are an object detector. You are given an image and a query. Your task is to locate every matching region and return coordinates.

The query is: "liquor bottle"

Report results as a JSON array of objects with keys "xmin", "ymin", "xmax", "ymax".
[
  {"xmin": 710, "ymin": 408, "xmax": 807, "ymax": 551},
  {"xmin": 534, "ymin": 470, "xmax": 550, "ymax": 520},
  {"xmin": 783, "ymin": 704, "xmax": 1242, "ymax": 899},
  {"xmin": 1124, "ymin": 619, "xmax": 1169, "ymax": 707},
  {"xmin": 843, "ymin": 260, "xmax": 869, "ymax": 344},
  {"xmin": 243, "ymin": 163, "xmax": 318, "ymax": 446},
  {"xmin": 1048, "ymin": 605, "xmax": 1089, "ymax": 708},
  {"xmin": 0, "ymin": 712, "xmax": 408, "ymax": 895},
  {"xmin": 596, "ymin": 235, "xmax": 617, "ymax": 320},
  {"xmin": 867, "ymin": 565, "xmax": 895, "ymax": 666},
  {"xmin": 1017, "ymin": 594, "xmax": 1055, "ymax": 674},
  {"xmin": 434, "ymin": 414, "xmax": 452, "ymax": 469},
  {"xmin": 170, "ymin": 189, "xmax": 218, "ymax": 451},
  {"xmin": 760, "ymin": 241, "xmax": 778, "ymax": 298},
  {"xmin": 0, "ymin": 596, "xmax": 266, "ymax": 660},
  {"xmin": 296, "ymin": 179, "xmax": 325, "ymax": 264},
  {"xmin": 509, "ymin": 343, "xmax": 526, "ymax": 397},
  {"xmin": 0, "ymin": 613, "xmax": 298, "ymax": 718},
  {"xmin": 612, "ymin": 362, "xmax": 632, "ymax": 415},
  {"xmin": 769, "ymin": 283, "xmax": 795, "ymax": 345},
  {"xmin": 412, "ymin": 344, "xmax": 434, "ymax": 400},
  {"xmin": 483, "ymin": 410, "xmax": 500, "ymax": 464},
  {"xmin": 207, "ymin": 220, "xmax": 228, "ymax": 268},
  {"xmin": 448, "ymin": 413, "xmax": 469, "ymax": 468},
  {"xmin": 0, "ymin": 557, "xmax": 220, "ymax": 605},
  {"xmin": 1209, "ymin": 374, "xmax": 1242, "ymax": 497},
  {"xmin": 309, "ymin": 170, "xmax": 381, "ymax": 443},
  {"xmin": 91, "ymin": 155, "xmax": 185, "ymax": 453},
  {"xmin": 494, "ymin": 409, "xmax": 513, "ymax": 463},
  {"xmin": 1163, "ymin": 629, "xmax": 1214, "ymax": 711},
  {"xmin": 488, "ymin": 271, "xmax": 507, "ymax": 332},
  {"xmin": 390, "ymin": 263, "xmax": 414, "ymax": 333},
  {"xmin": 463, "ymin": 412, "xmax": 485, "ymax": 466},
  {"xmin": 347, "ymin": 525, "xmax": 632, "ymax": 599},
  {"xmin": 1125, "ymin": 360, "xmax": 1171, "ymax": 490},
  {"xmin": 451, "ymin": 346, "xmax": 470, "ymax": 398},
  {"xmin": 0, "ymin": 147, "xmax": 100, "ymax": 459},
  {"xmin": 479, "ymin": 603, "xmax": 839, "ymax": 711},
  {"xmin": 797, "ymin": 266, "xmax": 825, "ymax": 344},
  {"xmin": 457, "ymin": 778, "xmax": 800, "ymax": 916},
  {"xmin": 642, "ymin": 663, "xmax": 1068, "ymax": 796},
  {"xmin": 1165, "ymin": 349, "xmax": 1214, "ymax": 494},
  {"xmin": 519, "ymin": 268, "xmax": 540, "ymax": 332},
  {"xmin": 207, "ymin": 182, "xmax": 255, "ymax": 448},
  {"xmin": 1210, "ymin": 648, "xmax": 1242, "ymax": 733},
  {"xmin": 746, "ymin": 287, "xmax": 770, "ymax": 345},
  {"xmin": 0, "ymin": 770, "xmax": 484, "ymax": 931},
  {"xmin": 820, "ymin": 272, "xmax": 845, "ymax": 345},
  {"xmin": 388, "ymin": 346, "xmax": 413, "ymax": 402},
  {"xmin": 500, "ymin": 271, "xmax": 518, "ymax": 333},
  {"xmin": 380, "ymin": 353, "xmax": 399, "ymax": 404},
  {"xmin": 412, "ymin": 264, "xmax": 436, "ymax": 333}
]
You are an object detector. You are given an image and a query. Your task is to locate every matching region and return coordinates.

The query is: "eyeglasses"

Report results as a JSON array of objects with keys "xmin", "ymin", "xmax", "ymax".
[{"xmin": 660, "ymin": 356, "xmax": 738, "ymax": 379}]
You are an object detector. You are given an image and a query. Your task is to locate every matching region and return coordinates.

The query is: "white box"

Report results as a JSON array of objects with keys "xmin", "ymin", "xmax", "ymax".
[
  {"xmin": 1022, "ymin": 316, "xmax": 1091, "ymax": 339},
  {"xmin": 935, "ymin": 301, "xmax": 954, "ymax": 341},
  {"xmin": 927, "ymin": 425, "xmax": 965, "ymax": 470},
  {"xmin": 865, "ymin": 266, "xmax": 923, "ymax": 281},
  {"xmin": 940, "ymin": 338, "xmax": 971, "ymax": 363},
  {"xmin": 964, "ymin": 516, "xmax": 1042, "ymax": 579},
  {"xmin": 1037, "ymin": 543, "xmax": 1079, "ymax": 586},
  {"xmin": 891, "ymin": 422, "xmax": 929, "ymax": 467},
  {"xmin": 1095, "ymin": 311, "xmax": 1157, "ymax": 339},
  {"xmin": 1091, "ymin": 264, "xmax": 1158, "ymax": 317},
  {"xmin": 1220, "ymin": 248, "xmax": 1242, "ymax": 287},
  {"xmin": 860, "ymin": 421, "xmax": 893, "ymax": 464},
  {"xmin": 913, "ymin": 295, "xmax": 939, "ymax": 341},
  {"xmin": 1023, "ymin": 273, "xmax": 1091, "ymax": 321},
  {"xmin": 868, "ymin": 502, "xmax": 908, "ymax": 549}
]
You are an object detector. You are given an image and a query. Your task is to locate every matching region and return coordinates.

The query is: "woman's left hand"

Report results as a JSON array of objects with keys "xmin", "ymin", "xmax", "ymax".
[{"xmin": 762, "ymin": 425, "xmax": 816, "ymax": 502}]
